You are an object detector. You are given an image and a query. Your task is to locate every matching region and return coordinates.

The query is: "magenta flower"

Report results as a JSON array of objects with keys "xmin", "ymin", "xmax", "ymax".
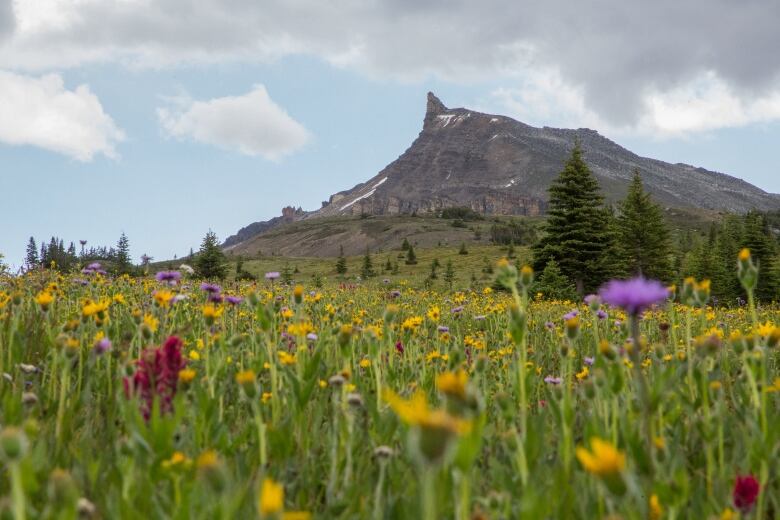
[
  {"xmin": 156, "ymin": 271, "xmax": 182, "ymax": 284},
  {"xmin": 265, "ymin": 271, "xmax": 280, "ymax": 280},
  {"xmin": 544, "ymin": 376, "xmax": 562, "ymax": 385},
  {"xmin": 733, "ymin": 474, "xmax": 760, "ymax": 513},
  {"xmin": 200, "ymin": 282, "xmax": 221, "ymax": 294},
  {"xmin": 225, "ymin": 295, "xmax": 244, "ymax": 305},
  {"xmin": 599, "ymin": 277, "xmax": 669, "ymax": 316},
  {"xmin": 123, "ymin": 336, "xmax": 186, "ymax": 420}
]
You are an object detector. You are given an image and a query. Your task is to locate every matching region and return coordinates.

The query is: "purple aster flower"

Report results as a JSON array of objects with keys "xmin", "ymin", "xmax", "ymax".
[
  {"xmin": 390, "ymin": 290, "xmax": 401, "ymax": 298},
  {"xmin": 208, "ymin": 293, "xmax": 224, "ymax": 304},
  {"xmin": 265, "ymin": 271, "xmax": 280, "ymax": 280},
  {"xmin": 584, "ymin": 356, "xmax": 595, "ymax": 366},
  {"xmin": 87, "ymin": 262, "xmax": 102, "ymax": 270},
  {"xmin": 74, "ymin": 278, "xmax": 89, "ymax": 286},
  {"xmin": 544, "ymin": 376, "xmax": 562, "ymax": 385},
  {"xmin": 437, "ymin": 325, "xmax": 450, "ymax": 333},
  {"xmin": 93, "ymin": 337, "xmax": 112, "ymax": 355},
  {"xmin": 156, "ymin": 271, "xmax": 182, "ymax": 284},
  {"xmin": 545, "ymin": 321, "xmax": 555, "ymax": 330},
  {"xmin": 171, "ymin": 294, "xmax": 189, "ymax": 304},
  {"xmin": 596, "ymin": 309, "xmax": 608, "ymax": 320},
  {"xmin": 584, "ymin": 294, "xmax": 600, "ymax": 306},
  {"xmin": 451, "ymin": 306, "xmax": 464, "ymax": 314},
  {"xmin": 599, "ymin": 277, "xmax": 669, "ymax": 316},
  {"xmin": 225, "ymin": 295, "xmax": 244, "ymax": 305},
  {"xmin": 563, "ymin": 309, "xmax": 579, "ymax": 321},
  {"xmin": 200, "ymin": 282, "xmax": 221, "ymax": 294},
  {"xmin": 306, "ymin": 333, "xmax": 318, "ymax": 341}
]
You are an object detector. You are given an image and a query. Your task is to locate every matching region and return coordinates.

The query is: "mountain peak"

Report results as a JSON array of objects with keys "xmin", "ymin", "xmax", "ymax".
[{"xmin": 425, "ymin": 92, "xmax": 447, "ymax": 118}]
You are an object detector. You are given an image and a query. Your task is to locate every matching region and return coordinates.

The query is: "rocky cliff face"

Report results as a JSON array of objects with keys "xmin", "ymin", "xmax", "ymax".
[
  {"xmin": 311, "ymin": 92, "xmax": 779, "ymax": 219},
  {"xmin": 224, "ymin": 92, "xmax": 779, "ymax": 248}
]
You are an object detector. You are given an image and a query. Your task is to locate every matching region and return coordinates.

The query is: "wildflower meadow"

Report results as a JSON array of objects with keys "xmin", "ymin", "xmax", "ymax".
[{"xmin": 0, "ymin": 249, "xmax": 778, "ymax": 519}]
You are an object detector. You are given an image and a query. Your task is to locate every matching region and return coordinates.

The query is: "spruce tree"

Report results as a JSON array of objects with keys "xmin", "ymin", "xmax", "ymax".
[
  {"xmin": 741, "ymin": 210, "xmax": 778, "ymax": 301},
  {"xmin": 335, "ymin": 245, "xmax": 348, "ymax": 275},
  {"xmin": 405, "ymin": 246, "xmax": 418, "ymax": 265},
  {"xmin": 532, "ymin": 143, "xmax": 619, "ymax": 294},
  {"xmin": 361, "ymin": 249, "xmax": 376, "ymax": 278},
  {"xmin": 195, "ymin": 230, "xmax": 228, "ymax": 280},
  {"xmin": 401, "ymin": 238, "xmax": 411, "ymax": 251},
  {"xmin": 25, "ymin": 237, "xmax": 39, "ymax": 269},
  {"xmin": 532, "ymin": 259, "xmax": 578, "ymax": 301},
  {"xmin": 443, "ymin": 260, "xmax": 456, "ymax": 289},
  {"xmin": 458, "ymin": 242, "xmax": 468, "ymax": 255},
  {"xmin": 116, "ymin": 232, "xmax": 132, "ymax": 274},
  {"xmin": 617, "ymin": 171, "xmax": 673, "ymax": 281}
]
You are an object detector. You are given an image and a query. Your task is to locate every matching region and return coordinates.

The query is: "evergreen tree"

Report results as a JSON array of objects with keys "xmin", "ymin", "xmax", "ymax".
[
  {"xmin": 532, "ymin": 143, "xmax": 619, "ymax": 294},
  {"xmin": 405, "ymin": 246, "xmax": 418, "ymax": 265},
  {"xmin": 0, "ymin": 253, "xmax": 8, "ymax": 275},
  {"xmin": 443, "ymin": 260, "xmax": 456, "ymax": 289},
  {"xmin": 116, "ymin": 232, "xmax": 132, "ymax": 274},
  {"xmin": 429, "ymin": 260, "xmax": 439, "ymax": 279},
  {"xmin": 281, "ymin": 264, "xmax": 293, "ymax": 285},
  {"xmin": 458, "ymin": 242, "xmax": 468, "ymax": 255},
  {"xmin": 617, "ymin": 171, "xmax": 673, "ymax": 281},
  {"xmin": 532, "ymin": 259, "xmax": 578, "ymax": 301},
  {"xmin": 361, "ymin": 249, "xmax": 376, "ymax": 278},
  {"xmin": 335, "ymin": 245, "xmax": 348, "ymax": 275},
  {"xmin": 401, "ymin": 238, "xmax": 411, "ymax": 251},
  {"xmin": 195, "ymin": 230, "xmax": 228, "ymax": 280},
  {"xmin": 741, "ymin": 210, "xmax": 778, "ymax": 300},
  {"xmin": 506, "ymin": 241, "xmax": 516, "ymax": 259},
  {"xmin": 25, "ymin": 237, "xmax": 39, "ymax": 269}
]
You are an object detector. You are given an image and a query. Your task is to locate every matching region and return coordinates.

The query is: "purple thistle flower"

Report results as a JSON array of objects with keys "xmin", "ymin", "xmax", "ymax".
[
  {"xmin": 306, "ymin": 333, "xmax": 318, "ymax": 341},
  {"xmin": 171, "ymin": 294, "xmax": 189, "ymax": 304},
  {"xmin": 451, "ymin": 306, "xmax": 464, "ymax": 314},
  {"xmin": 563, "ymin": 309, "xmax": 579, "ymax": 321},
  {"xmin": 225, "ymin": 295, "xmax": 244, "ymax": 305},
  {"xmin": 390, "ymin": 290, "xmax": 401, "ymax": 298},
  {"xmin": 599, "ymin": 277, "xmax": 669, "ymax": 316},
  {"xmin": 473, "ymin": 315, "xmax": 486, "ymax": 321},
  {"xmin": 596, "ymin": 309, "xmax": 608, "ymax": 320},
  {"xmin": 87, "ymin": 262, "xmax": 102, "ymax": 270},
  {"xmin": 156, "ymin": 271, "xmax": 182, "ymax": 284},
  {"xmin": 200, "ymin": 282, "xmax": 221, "ymax": 294},
  {"xmin": 437, "ymin": 325, "xmax": 450, "ymax": 333},
  {"xmin": 545, "ymin": 321, "xmax": 555, "ymax": 330},
  {"xmin": 584, "ymin": 294, "xmax": 599, "ymax": 306},
  {"xmin": 94, "ymin": 337, "xmax": 112, "ymax": 355},
  {"xmin": 544, "ymin": 376, "xmax": 562, "ymax": 385},
  {"xmin": 584, "ymin": 356, "xmax": 595, "ymax": 366},
  {"xmin": 265, "ymin": 271, "xmax": 280, "ymax": 280},
  {"xmin": 208, "ymin": 293, "xmax": 224, "ymax": 304}
]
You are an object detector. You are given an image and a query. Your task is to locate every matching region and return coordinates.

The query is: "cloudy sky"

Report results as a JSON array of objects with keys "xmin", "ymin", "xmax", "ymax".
[{"xmin": 2, "ymin": 0, "xmax": 780, "ymax": 268}]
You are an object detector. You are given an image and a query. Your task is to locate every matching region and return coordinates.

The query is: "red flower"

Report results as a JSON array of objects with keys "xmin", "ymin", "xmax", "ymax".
[
  {"xmin": 124, "ymin": 336, "xmax": 186, "ymax": 420},
  {"xmin": 732, "ymin": 474, "xmax": 760, "ymax": 513}
]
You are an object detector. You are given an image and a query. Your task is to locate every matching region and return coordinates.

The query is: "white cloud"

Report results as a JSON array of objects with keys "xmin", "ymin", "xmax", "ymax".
[
  {"xmin": 157, "ymin": 85, "xmax": 309, "ymax": 160},
  {"xmin": 0, "ymin": 70, "xmax": 124, "ymax": 160},
  {"xmin": 3, "ymin": 0, "xmax": 780, "ymax": 136}
]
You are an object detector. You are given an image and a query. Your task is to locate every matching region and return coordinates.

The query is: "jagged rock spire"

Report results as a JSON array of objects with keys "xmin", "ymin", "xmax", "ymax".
[{"xmin": 424, "ymin": 92, "xmax": 447, "ymax": 127}]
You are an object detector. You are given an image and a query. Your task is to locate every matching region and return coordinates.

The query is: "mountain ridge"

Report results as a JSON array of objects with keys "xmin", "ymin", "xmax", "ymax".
[{"xmin": 224, "ymin": 92, "xmax": 779, "ymax": 249}]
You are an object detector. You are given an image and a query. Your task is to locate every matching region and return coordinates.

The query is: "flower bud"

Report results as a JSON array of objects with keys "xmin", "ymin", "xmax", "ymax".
[
  {"xmin": 519, "ymin": 265, "xmax": 534, "ymax": 289},
  {"xmin": 0, "ymin": 427, "xmax": 28, "ymax": 461}
]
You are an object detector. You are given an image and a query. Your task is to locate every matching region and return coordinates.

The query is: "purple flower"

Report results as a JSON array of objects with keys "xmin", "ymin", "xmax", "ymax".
[
  {"xmin": 225, "ymin": 295, "xmax": 244, "ymax": 305},
  {"xmin": 596, "ymin": 309, "xmax": 608, "ymax": 320},
  {"xmin": 437, "ymin": 325, "xmax": 450, "ymax": 333},
  {"xmin": 383, "ymin": 278, "xmax": 390, "ymax": 284},
  {"xmin": 87, "ymin": 262, "xmax": 102, "ymax": 270},
  {"xmin": 208, "ymin": 293, "xmax": 224, "ymax": 304},
  {"xmin": 584, "ymin": 356, "xmax": 595, "ymax": 366},
  {"xmin": 200, "ymin": 282, "xmax": 221, "ymax": 294},
  {"xmin": 599, "ymin": 277, "xmax": 669, "ymax": 316},
  {"xmin": 390, "ymin": 290, "xmax": 401, "ymax": 298},
  {"xmin": 451, "ymin": 306, "xmax": 464, "ymax": 314},
  {"xmin": 473, "ymin": 315, "xmax": 486, "ymax": 321},
  {"xmin": 584, "ymin": 294, "xmax": 599, "ymax": 306},
  {"xmin": 171, "ymin": 294, "xmax": 189, "ymax": 304},
  {"xmin": 306, "ymin": 333, "xmax": 318, "ymax": 341},
  {"xmin": 563, "ymin": 309, "xmax": 579, "ymax": 321},
  {"xmin": 545, "ymin": 321, "xmax": 555, "ymax": 330},
  {"xmin": 156, "ymin": 271, "xmax": 182, "ymax": 284},
  {"xmin": 265, "ymin": 271, "xmax": 280, "ymax": 280},
  {"xmin": 93, "ymin": 337, "xmax": 112, "ymax": 355},
  {"xmin": 544, "ymin": 376, "xmax": 562, "ymax": 385}
]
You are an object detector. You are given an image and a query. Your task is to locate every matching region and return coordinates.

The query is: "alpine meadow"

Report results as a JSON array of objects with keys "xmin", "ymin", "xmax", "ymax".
[{"xmin": 2, "ymin": 2, "xmax": 780, "ymax": 519}]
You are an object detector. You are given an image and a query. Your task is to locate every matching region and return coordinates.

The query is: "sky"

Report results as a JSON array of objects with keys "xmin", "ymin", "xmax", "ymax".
[{"xmin": 1, "ymin": 0, "xmax": 780, "ymax": 269}]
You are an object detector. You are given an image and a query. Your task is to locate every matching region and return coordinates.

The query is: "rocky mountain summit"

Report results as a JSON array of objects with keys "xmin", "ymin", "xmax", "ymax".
[{"xmin": 224, "ymin": 92, "xmax": 779, "ymax": 248}]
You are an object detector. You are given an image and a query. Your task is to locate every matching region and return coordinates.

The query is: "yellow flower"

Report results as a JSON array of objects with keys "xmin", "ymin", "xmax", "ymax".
[
  {"xmin": 738, "ymin": 248, "xmax": 751, "ymax": 261},
  {"xmin": 756, "ymin": 321, "xmax": 776, "ymax": 337},
  {"xmin": 202, "ymin": 303, "xmax": 224, "ymax": 321},
  {"xmin": 318, "ymin": 380, "xmax": 327, "ymax": 388},
  {"xmin": 34, "ymin": 290, "xmax": 54, "ymax": 309},
  {"xmin": 278, "ymin": 351, "xmax": 297, "ymax": 366},
  {"xmin": 235, "ymin": 370, "xmax": 256, "ymax": 385},
  {"xmin": 764, "ymin": 377, "xmax": 780, "ymax": 393},
  {"xmin": 575, "ymin": 437, "xmax": 626, "ymax": 477},
  {"xmin": 720, "ymin": 508, "xmax": 736, "ymax": 520},
  {"xmin": 576, "ymin": 366, "xmax": 590, "ymax": 380},
  {"xmin": 82, "ymin": 299, "xmax": 110, "ymax": 319},
  {"xmin": 282, "ymin": 513, "xmax": 311, "ymax": 520},
  {"xmin": 287, "ymin": 321, "xmax": 315, "ymax": 337},
  {"xmin": 383, "ymin": 389, "xmax": 471, "ymax": 434},
  {"xmin": 435, "ymin": 370, "xmax": 468, "ymax": 399},
  {"xmin": 162, "ymin": 451, "xmax": 192, "ymax": 471},
  {"xmin": 188, "ymin": 350, "xmax": 201, "ymax": 361},
  {"xmin": 143, "ymin": 313, "xmax": 159, "ymax": 332},
  {"xmin": 262, "ymin": 392, "xmax": 273, "ymax": 403},
  {"xmin": 259, "ymin": 478, "xmax": 284, "ymax": 515},
  {"xmin": 178, "ymin": 368, "xmax": 196, "ymax": 383},
  {"xmin": 426, "ymin": 306, "xmax": 441, "ymax": 322},
  {"xmin": 196, "ymin": 450, "xmax": 219, "ymax": 470},
  {"xmin": 359, "ymin": 358, "xmax": 371, "ymax": 369},
  {"xmin": 153, "ymin": 289, "xmax": 174, "ymax": 307},
  {"xmin": 401, "ymin": 316, "xmax": 423, "ymax": 332},
  {"xmin": 649, "ymin": 494, "xmax": 662, "ymax": 520},
  {"xmin": 281, "ymin": 307, "xmax": 295, "ymax": 319}
]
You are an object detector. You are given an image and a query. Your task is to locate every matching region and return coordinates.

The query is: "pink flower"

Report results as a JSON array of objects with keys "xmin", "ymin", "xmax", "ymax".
[
  {"xmin": 124, "ymin": 336, "xmax": 186, "ymax": 420},
  {"xmin": 733, "ymin": 474, "xmax": 760, "ymax": 513}
]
